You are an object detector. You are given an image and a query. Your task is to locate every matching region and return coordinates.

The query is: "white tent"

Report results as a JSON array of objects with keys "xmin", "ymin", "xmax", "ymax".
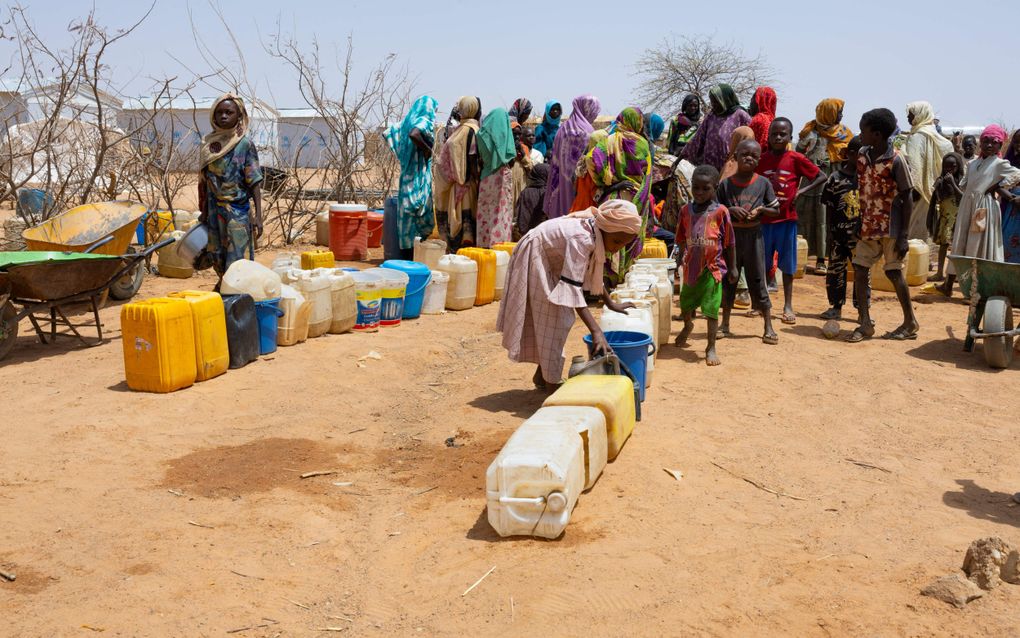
[{"xmin": 277, "ymin": 108, "xmax": 333, "ymax": 168}]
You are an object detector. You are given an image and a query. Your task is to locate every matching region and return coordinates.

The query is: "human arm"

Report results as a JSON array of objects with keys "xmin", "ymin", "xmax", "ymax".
[
  {"xmin": 892, "ymin": 156, "xmax": 913, "ymax": 256},
  {"xmin": 577, "ymin": 305, "xmax": 611, "ymax": 355},
  {"xmin": 409, "ymin": 127, "xmax": 432, "ymax": 160},
  {"xmin": 197, "ymin": 177, "xmax": 208, "ymax": 222},
  {"xmin": 250, "ymin": 183, "xmax": 263, "ymax": 239},
  {"xmin": 722, "ymin": 210, "xmax": 737, "ymax": 283}
]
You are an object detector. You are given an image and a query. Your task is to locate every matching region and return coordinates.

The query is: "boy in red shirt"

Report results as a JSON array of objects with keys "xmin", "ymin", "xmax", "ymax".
[
  {"xmin": 674, "ymin": 164, "xmax": 735, "ymax": 366},
  {"xmin": 756, "ymin": 118, "xmax": 826, "ymax": 324}
]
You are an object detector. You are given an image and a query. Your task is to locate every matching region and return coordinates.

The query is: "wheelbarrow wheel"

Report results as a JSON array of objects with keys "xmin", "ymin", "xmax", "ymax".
[
  {"xmin": 109, "ymin": 245, "xmax": 145, "ymax": 300},
  {"xmin": 0, "ymin": 301, "xmax": 18, "ymax": 361},
  {"xmin": 982, "ymin": 296, "xmax": 1014, "ymax": 369}
]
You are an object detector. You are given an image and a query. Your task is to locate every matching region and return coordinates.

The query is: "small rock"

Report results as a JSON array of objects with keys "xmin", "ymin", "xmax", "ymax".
[
  {"xmin": 962, "ymin": 537, "xmax": 1015, "ymax": 590},
  {"xmin": 1002, "ymin": 549, "xmax": 1020, "ymax": 585},
  {"xmin": 921, "ymin": 574, "xmax": 984, "ymax": 608}
]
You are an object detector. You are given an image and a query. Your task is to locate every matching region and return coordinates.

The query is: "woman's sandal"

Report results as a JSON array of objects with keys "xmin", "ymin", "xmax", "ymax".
[
  {"xmin": 762, "ymin": 333, "xmax": 779, "ymax": 345},
  {"xmin": 781, "ymin": 312, "xmax": 797, "ymax": 325},
  {"xmin": 881, "ymin": 327, "xmax": 919, "ymax": 341}
]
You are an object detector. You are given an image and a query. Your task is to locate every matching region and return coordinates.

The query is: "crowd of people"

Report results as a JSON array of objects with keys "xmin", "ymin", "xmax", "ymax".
[{"xmin": 379, "ymin": 86, "xmax": 1020, "ymax": 382}]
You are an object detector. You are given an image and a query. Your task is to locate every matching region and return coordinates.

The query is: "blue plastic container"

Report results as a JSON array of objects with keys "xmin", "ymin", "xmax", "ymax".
[
  {"xmin": 253, "ymin": 297, "xmax": 284, "ymax": 355},
  {"xmin": 16, "ymin": 188, "xmax": 53, "ymax": 221},
  {"xmin": 135, "ymin": 214, "xmax": 146, "ymax": 244},
  {"xmin": 583, "ymin": 330, "xmax": 655, "ymax": 402},
  {"xmin": 380, "ymin": 259, "xmax": 431, "ymax": 319}
]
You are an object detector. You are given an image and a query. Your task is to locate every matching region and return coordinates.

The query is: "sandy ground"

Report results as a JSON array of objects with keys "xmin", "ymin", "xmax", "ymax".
[{"xmin": 3, "ymin": 244, "xmax": 1020, "ymax": 637}]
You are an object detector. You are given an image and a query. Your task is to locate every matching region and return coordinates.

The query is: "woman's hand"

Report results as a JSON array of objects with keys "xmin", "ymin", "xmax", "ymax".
[
  {"xmin": 252, "ymin": 218, "xmax": 264, "ymax": 239},
  {"xmin": 590, "ymin": 329, "xmax": 613, "ymax": 356},
  {"xmin": 605, "ymin": 300, "xmax": 635, "ymax": 314}
]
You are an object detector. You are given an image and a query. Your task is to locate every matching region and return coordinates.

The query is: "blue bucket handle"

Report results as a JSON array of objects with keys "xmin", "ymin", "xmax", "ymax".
[
  {"xmin": 647, "ymin": 341, "xmax": 657, "ymax": 356},
  {"xmin": 405, "ymin": 271, "xmax": 432, "ymax": 298}
]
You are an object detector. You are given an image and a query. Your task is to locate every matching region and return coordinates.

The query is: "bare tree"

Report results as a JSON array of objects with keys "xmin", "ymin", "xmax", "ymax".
[
  {"xmin": 633, "ymin": 34, "xmax": 777, "ymax": 114},
  {"xmin": 0, "ymin": 4, "xmax": 172, "ymax": 224}
]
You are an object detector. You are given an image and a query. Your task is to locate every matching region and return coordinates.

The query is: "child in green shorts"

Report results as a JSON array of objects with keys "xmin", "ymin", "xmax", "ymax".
[{"xmin": 674, "ymin": 165, "xmax": 736, "ymax": 366}]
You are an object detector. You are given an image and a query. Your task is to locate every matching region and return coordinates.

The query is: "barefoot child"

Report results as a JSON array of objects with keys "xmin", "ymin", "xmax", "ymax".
[
  {"xmin": 847, "ymin": 108, "xmax": 918, "ymax": 342},
  {"xmin": 198, "ymin": 94, "xmax": 264, "ymax": 284},
  {"xmin": 716, "ymin": 139, "xmax": 780, "ymax": 344},
  {"xmin": 756, "ymin": 118, "xmax": 826, "ymax": 325},
  {"xmin": 674, "ymin": 165, "xmax": 735, "ymax": 366},
  {"xmin": 926, "ymin": 152, "xmax": 964, "ymax": 281},
  {"xmin": 821, "ymin": 136, "xmax": 863, "ymax": 319}
]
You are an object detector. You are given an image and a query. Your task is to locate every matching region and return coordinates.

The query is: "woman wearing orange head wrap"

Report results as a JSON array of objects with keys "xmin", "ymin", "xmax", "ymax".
[
  {"xmin": 497, "ymin": 199, "xmax": 641, "ymax": 388},
  {"xmin": 796, "ymin": 98, "xmax": 855, "ymax": 274}
]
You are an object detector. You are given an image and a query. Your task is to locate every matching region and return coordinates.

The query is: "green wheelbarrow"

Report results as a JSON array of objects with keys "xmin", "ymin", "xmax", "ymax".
[{"xmin": 949, "ymin": 256, "xmax": 1020, "ymax": 369}]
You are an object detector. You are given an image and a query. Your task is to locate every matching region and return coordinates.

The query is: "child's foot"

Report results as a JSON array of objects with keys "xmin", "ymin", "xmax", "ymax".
[
  {"xmin": 717, "ymin": 325, "xmax": 732, "ymax": 339},
  {"xmin": 674, "ymin": 322, "xmax": 694, "ymax": 347},
  {"xmin": 814, "ymin": 261, "xmax": 828, "ymax": 276},
  {"xmin": 762, "ymin": 329, "xmax": 778, "ymax": 345},
  {"xmin": 533, "ymin": 366, "xmax": 546, "ymax": 389},
  {"xmin": 767, "ymin": 280, "xmax": 778, "ymax": 293},
  {"xmin": 846, "ymin": 324, "xmax": 875, "ymax": 343},
  {"xmin": 745, "ymin": 308, "xmax": 761, "ymax": 318},
  {"xmin": 881, "ymin": 320, "xmax": 920, "ymax": 341},
  {"xmin": 927, "ymin": 273, "xmax": 945, "ymax": 282},
  {"xmin": 733, "ymin": 291, "xmax": 751, "ymax": 309},
  {"xmin": 820, "ymin": 307, "xmax": 842, "ymax": 320},
  {"xmin": 705, "ymin": 346, "xmax": 721, "ymax": 366},
  {"xmin": 781, "ymin": 308, "xmax": 797, "ymax": 325}
]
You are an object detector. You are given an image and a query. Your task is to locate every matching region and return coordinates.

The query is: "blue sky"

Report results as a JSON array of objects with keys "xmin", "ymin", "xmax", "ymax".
[{"xmin": 6, "ymin": 0, "xmax": 1018, "ymax": 132}]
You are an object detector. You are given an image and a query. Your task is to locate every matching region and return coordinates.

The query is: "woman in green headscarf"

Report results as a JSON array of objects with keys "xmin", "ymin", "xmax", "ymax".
[{"xmin": 476, "ymin": 107, "xmax": 518, "ymax": 247}]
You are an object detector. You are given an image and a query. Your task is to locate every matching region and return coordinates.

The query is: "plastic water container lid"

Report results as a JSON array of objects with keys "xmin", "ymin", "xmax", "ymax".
[
  {"xmin": 380, "ymin": 259, "xmax": 430, "ymax": 275},
  {"xmin": 330, "ymin": 203, "xmax": 367, "ymax": 213},
  {"xmin": 366, "ymin": 267, "xmax": 409, "ymax": 285},
  {"xmin": 349, "ymin": 270, "xmax": 383, "ymax": 286},
  {"xmin": 429, "ymin": 270, "xmax": 449, "ymax": 283}
]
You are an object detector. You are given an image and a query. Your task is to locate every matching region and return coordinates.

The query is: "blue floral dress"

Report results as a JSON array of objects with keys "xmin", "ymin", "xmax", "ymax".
[{"xmin": 202, "ymin": 137, "xmax": 263, "ymax": 275}]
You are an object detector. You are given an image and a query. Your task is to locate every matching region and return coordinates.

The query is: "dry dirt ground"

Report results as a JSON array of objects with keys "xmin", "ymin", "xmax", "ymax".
[{"xmin": 3, "ymin": 244, "xmax": 1020, "ymax": 637}]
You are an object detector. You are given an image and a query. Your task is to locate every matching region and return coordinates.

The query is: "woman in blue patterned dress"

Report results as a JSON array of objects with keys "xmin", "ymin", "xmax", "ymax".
[{"xmin": 385, "ymin": 95, "xmax": 438, "ymax": 256}]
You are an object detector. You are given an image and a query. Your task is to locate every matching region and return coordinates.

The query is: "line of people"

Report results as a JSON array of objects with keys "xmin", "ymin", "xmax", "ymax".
[{"xmin": 383, "ymin": 88, "xmax": 1020, "ymax": 381}]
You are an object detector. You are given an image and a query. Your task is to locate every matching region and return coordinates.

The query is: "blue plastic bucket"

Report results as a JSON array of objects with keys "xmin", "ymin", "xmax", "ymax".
[
  {"xmin": 380, "ymin": 259, "xmax": 431, "ymax": 319},
  {"xmin": 583, "ymin": 330, "xmax": 655, "ymax": 402},
  {"xmin": 253, "ymin": 297, "xmax": 284, "ymax": 355}
]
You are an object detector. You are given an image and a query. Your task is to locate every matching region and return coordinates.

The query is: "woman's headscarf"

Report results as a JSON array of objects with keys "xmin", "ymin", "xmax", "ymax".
[
  {"xmin": 201, "ymin": 93, "xmax": 249, "ymax": 168},
  {"xmin": 508, "ymin": 98, "xmax": 533, "ymax": 124},
  {"xmin": 708, "ymin": 84, "xmax": 742, "ymax": 117},
  {"xmin": 681, "ymin": 94, "xmax": 701, "ymax": 123},
  {"xmin": 477, "ymin": 108, "xmax": 516, "ymax": 180},
  {"xmin": 533, "ymin": 100, "xmax": 562, "ymax": 156},
  {"xmin": 545, "ymin": 94, "xmax": 601, "ymax": 218},
  {"xmin": 981, "ymin": 124, "xmax": 1008, "ymax": 145},
  {"xmin": 568, "ymin": 199, "xmax": 641, "ymax": 294},
  {"xmin": 903, "ymin": 101, "xmax": 953, "ymax": 198},
  {"xmin": 385, "ymin": 95, "xmax": 438, "ymax": 213},
  {"xmin": 799, "ymin": 98, "xmax": 854, "ymax": 164},
  {"xmin": 644, "ymin": 113, "xmax": 665, "ymax": 143},
  {"xmin": 719, "ymin": 126, "xmax": 756, "ymax": 182},
  {"xmin": 586, "ymin": 107, "xmax": 652, "ymax": 204},
  {"xmin": 748, "ymin": 86, "xmax": 777, "ymax": 149}
]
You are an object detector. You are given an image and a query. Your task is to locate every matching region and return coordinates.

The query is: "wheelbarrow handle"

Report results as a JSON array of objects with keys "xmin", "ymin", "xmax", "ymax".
[
  {"xmin": 83, "ymin": 236, "xmax": 116, "ymax": 253},
  {"xmin": 141, "ymin": 237, "xmax": 176, "ymax": 257}
]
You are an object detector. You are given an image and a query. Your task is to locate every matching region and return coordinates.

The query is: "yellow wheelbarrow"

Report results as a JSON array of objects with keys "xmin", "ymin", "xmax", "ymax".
[{"xmin": 22, "ymin": 201, "xmax": 148, "ymax": 300}]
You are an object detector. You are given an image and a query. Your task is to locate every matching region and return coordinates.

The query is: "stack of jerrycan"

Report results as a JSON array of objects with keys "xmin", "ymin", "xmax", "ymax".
[
  {"xmin": 289, "ymin": 269, "xmax": 332, "ymax": 337},
  {"xmin": 486, "ymin": 354, "xmax": 637, "ymax": 539},
  {"xmin": 436, "ymin": 254, "xmax": 477, "ymax": 311},
  {"xmin": 625, "ymin": 267, "xmax": 671, "ymax": 346},
  {"xmin": 456, "ymin": 247, "xmax": 496, "ymax": 306}
]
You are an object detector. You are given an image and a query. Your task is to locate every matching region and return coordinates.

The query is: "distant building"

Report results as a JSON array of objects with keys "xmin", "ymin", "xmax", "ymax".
[
  {"xmin": 118, "ymin": 95, "xmax": 280, "ymax": 169},
  {"xmin": 277, "ymin": 108, "xmax": 333, "ymax": 168}
]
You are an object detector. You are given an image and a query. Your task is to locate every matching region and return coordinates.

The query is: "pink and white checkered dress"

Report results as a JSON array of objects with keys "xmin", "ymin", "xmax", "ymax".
[{"xmin": 496, "ymin": 216, "xmax": 595, "ymax": 384}]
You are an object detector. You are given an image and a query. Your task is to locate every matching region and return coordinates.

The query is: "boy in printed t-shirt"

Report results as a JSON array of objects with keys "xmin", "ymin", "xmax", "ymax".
[
  {"xmin": 716, "ymin": 138, "xmax": 780, "ymax": 345},
  {"xmin": 847, "ymin": 108, "xmax": 918, "ymax": 342},
  {"xmin": 820, "ymin": 135, "xmax": 863, "ymax": 320},
  {"xmin": 756, "ymin": 118, "xmax": 826, "ymax": 325},
  {"xmin": 674, "ymin": 164, "xmax": 735, "ymax": 366}
]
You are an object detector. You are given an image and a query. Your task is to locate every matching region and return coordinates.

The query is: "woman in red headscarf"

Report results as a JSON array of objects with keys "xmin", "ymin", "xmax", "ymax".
[{"xmin": 747, "ymin": 87, "xmax": 777, "ymax": 149}]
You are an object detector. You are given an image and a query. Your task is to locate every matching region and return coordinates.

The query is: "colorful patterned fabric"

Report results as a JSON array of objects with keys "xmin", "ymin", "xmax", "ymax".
[
  {"xmin": 202, "ymin": 137, "xmax": 263, "ymax": 275},
  {"xmin": 508, "ymin": 98, "xmax": 533, "ymax": 124},
  {"xmin": 533, "ymin": 101, "xmax": 561, "ymax": 157},
  {"xmin": 386, "ymin": 95, "xmax": 438, "ymax": 249},
  {"xmin": 676, "ymin": 202, "xmax": 734, "ymax": 286},
  {"xmin": 709, "ymin": 84, "xmax": 742, "ymax": 116},
  {"xmin": 681, "ymin": 109, "xmax": 752, "ymax": 170},
  {"xmin": 857, "ymin": 146, "xmax": 911, "ymax": 241},
  {"xmin": 545, "ymin": 94, "xmax": 600, "ymax": 219},
  {"xmin": 477, "ymin": 165, "xmax": 514, "ymax": 247},
  {"xmin": 667, "ymin": 94, "xmax": 701, "ymax": 156},
  {"xmin": 748, "ymin": 87, "xmax": 777, "ymax": 149}
]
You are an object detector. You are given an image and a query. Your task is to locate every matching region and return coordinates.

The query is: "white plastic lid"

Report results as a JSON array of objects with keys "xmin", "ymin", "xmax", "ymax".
[
  {"xmin": 429, "ymin": 270, "xmax": 449, "ymax": 283},
  {"xmin": 330, "ymin": 203, "xmax": 368, "ymax": 212},
  {"xmin": 367, "ymin": 267, "xmax": 410, "ymax": 285}
]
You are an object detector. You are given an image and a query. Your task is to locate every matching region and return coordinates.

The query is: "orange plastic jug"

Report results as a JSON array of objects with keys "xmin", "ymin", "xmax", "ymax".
[
  {"xmin": 121, "ymin": 297, "xmax": 197, "ymax": 393},
  {"xmin": 456, "ymin": 247, "xmax": 496, "ymax": 305},
  {"xmin": 166, "ymin": 290, "xmax": 229, "ymax": 381}
]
